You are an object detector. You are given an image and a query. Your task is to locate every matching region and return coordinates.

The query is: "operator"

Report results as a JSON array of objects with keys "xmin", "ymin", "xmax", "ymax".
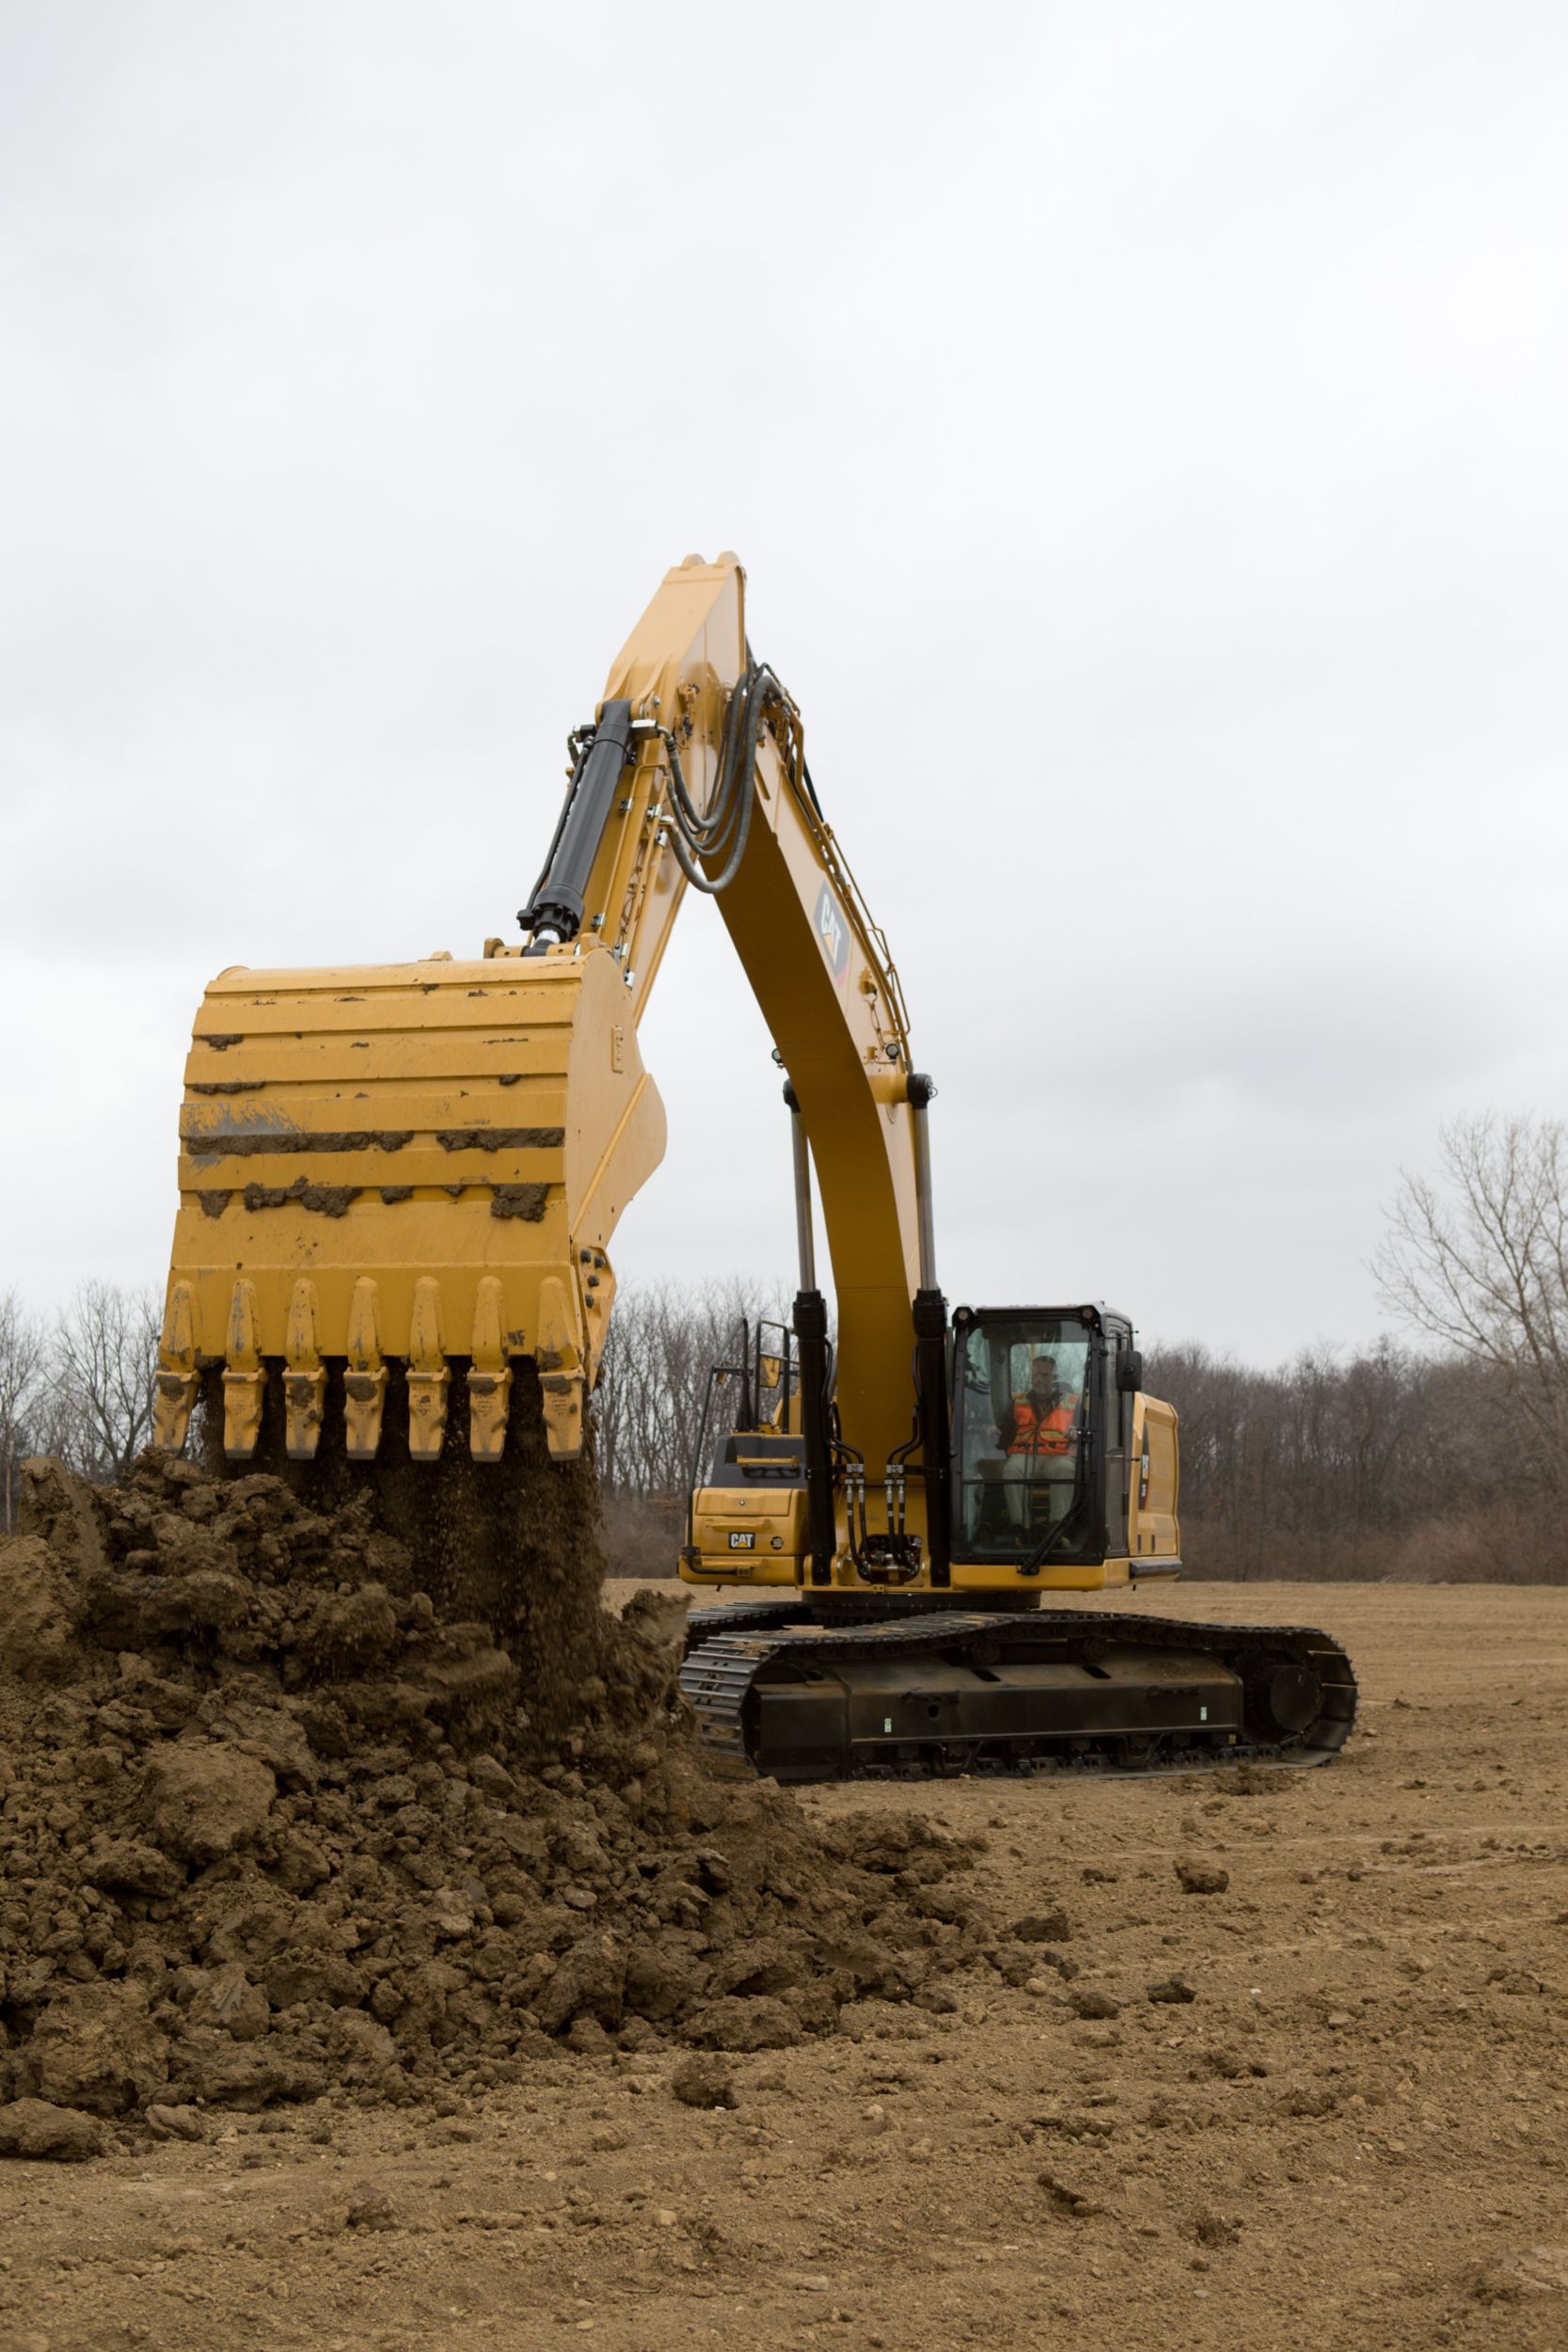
[{"xmin": 1000, "ymin": 1357, "xmax": 1079, "ymax": 1529}]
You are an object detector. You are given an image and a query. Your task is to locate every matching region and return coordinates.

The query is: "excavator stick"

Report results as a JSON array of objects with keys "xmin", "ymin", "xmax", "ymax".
[{"xmin": 155, "ymin": 945, "xmax": 665, "ymax": 1469}]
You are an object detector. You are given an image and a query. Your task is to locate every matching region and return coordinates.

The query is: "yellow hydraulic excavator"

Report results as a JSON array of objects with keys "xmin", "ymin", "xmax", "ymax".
[{"xmin": 155, "ymin": 554, "xmax": 1355, "ymax": 1780}]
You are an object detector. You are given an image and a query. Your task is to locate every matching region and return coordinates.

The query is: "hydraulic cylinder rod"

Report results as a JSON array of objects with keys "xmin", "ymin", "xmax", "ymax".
[
  {"xmin": 789, "ymin": 1090, "xmax": 817, "ymax": 1293},
  {"xmin": 906, "ymin": 1073, "xmax": 951, "ymax": 1585},
  {"xmin": 785, "ymin": 1083, "xmax": 836, "ymax": 1585}
]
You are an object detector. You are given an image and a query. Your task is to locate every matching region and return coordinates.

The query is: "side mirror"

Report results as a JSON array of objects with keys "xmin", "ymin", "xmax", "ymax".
[{"xmin": 1117, "ymin": 1347, "xmax": 1144, "ymax": 1393}]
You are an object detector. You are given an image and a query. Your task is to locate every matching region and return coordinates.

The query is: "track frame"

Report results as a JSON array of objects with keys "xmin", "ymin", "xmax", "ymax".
[{"xmin": 680, "ymin": 1602, "xmax": 1357, "ymax": 1783}]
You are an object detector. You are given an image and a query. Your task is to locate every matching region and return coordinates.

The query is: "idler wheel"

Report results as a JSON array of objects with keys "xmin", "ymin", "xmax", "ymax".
[{"xmin": 1246, "ymin": 1654, "xmax": 1322, "ymax": 1740}]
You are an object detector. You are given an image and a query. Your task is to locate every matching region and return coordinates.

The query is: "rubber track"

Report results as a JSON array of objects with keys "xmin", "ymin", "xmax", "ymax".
[{"xmin": 679, "ymin": 1604, "xmax": 1357, "ymax": 1780}]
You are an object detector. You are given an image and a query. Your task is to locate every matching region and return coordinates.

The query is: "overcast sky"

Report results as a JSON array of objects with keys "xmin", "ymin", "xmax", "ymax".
[{"xmin": 2, "ymin": 0, "xmax": 1564, "ymax": 1366}]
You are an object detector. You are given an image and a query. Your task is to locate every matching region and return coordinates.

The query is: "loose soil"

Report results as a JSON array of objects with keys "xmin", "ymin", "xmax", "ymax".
[
  {"xmin": 0, "ymin": 1454, "xmax": 984, "ymax": 2125},
  {"xmin": 3, "ymin": 1522, "xmax": 1566, "ymax": 2349}
]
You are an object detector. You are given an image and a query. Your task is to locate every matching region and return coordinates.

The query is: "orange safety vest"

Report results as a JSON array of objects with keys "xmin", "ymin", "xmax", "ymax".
[{"xmin": 1007, "ymin": 1396, "xmax": 1076, "ymax": 1459}]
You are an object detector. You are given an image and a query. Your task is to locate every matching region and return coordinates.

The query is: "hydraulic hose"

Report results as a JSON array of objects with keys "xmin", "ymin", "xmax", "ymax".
[{"xmin": 659, "ymin": 664, "xmax": 794, "ymax": 898}]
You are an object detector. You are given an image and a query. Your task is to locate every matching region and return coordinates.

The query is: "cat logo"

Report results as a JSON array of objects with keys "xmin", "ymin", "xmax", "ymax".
[
  {"xmin": 814, "ymin": 881, "xmax": 850, "ymax": 987},
  {"xmin": 727, "ymin": 1530, "xmax": 756, "ymax": 1550}
]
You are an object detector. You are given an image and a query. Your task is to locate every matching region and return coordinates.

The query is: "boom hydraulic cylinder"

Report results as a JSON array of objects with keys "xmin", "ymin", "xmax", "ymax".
[{"xmin": 785, "ymin": 1084, "xmax": 836, "ymax": 1585}]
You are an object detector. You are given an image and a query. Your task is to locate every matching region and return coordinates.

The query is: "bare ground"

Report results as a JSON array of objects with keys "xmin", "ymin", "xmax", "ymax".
[{"xmin": 2, "ymin": 1579, "xmax": 1566, "ymax": 2352}]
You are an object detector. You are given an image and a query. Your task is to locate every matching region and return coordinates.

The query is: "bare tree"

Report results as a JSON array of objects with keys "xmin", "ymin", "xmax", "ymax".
[
  {"xmin": 1374, "ymin": 1115, "xmax": 1568, "ymax": 1498},
  {"xmin": 51, "ymin": 1280, "xmax": 162, "ymax": 1485},
  {"xmin": 596, "ymin": 1277, "xmax": 792, "ymax": 1499},
  {"xmin": 0, "ymin": 1288, "xmax": 49, "ymax": 1533}
]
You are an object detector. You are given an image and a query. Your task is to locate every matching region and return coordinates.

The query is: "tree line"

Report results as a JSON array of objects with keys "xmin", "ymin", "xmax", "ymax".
[
  {"xmin": 0, "ymin": 1282, "xmax": 161, "ymax": 1531},
  {"xmin": 5, "ymin": 1116, "xmax": 1565, "ymax": 1581},
  {"xmin": 594, "ymin": 1300, "xmax": 1563, "ymax": 1582},
  {"xmin": 1140, "ymin": 1339, "xmax": 1552, "ymax": 1581}
]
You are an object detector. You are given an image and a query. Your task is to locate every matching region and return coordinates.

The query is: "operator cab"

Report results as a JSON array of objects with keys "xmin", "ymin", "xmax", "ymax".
[{"xmin": 950, "ymin": 1305, "xmax": 1139, "ymax": 1570}]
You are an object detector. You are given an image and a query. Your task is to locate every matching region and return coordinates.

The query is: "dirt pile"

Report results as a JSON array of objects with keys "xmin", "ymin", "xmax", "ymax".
[{"xmin": 0, "ymin": 1453, "xmax": 987, "ymax": 2138}]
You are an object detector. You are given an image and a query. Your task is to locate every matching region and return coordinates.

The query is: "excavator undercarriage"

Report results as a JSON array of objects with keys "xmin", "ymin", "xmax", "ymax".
[{"xmin": 680, "ymin": 1597, "xmax": 1356, "ymax": 1783}]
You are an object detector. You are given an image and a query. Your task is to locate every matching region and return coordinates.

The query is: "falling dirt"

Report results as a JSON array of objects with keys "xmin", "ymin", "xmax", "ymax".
[{"xmin": 191, "ymin": 1361, "xmax": 620, "ymax": 1725}]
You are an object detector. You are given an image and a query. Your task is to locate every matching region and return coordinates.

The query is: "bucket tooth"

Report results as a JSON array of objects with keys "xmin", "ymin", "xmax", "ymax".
[
  {"xmin": 406, "ymin": 1275, "xmax": 451, "ymax": 1460},
  {"xmin": 222, "ymin": 1279, "xmax": 265, "ymax": 1460},
  {"xmin": 539, "ymin": 1370, "xmax": 584, "ymax": 1458},
  {"xmin": 535, "ymin": 1273, "xmax": 585, "ymax": 1460},
  {"xmin": 343, "ymin": 1275, "xmax": 387, "ymax": 1461},
  {"xmin": 153, "ymin": 1279, "xmax": 199, "ymax": 1450},
  {"xmin": 467, "ymin": 1276, "xmax": 513, "ymax": 1462},
  {"xmin": 282, "ymin": 1278, "xmax": 326, "ymax": 1461}
]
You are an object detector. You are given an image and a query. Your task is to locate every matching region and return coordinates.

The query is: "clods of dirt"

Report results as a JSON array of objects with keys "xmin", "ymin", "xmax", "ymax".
[
  {"xmin": 1175, "ymin": 1857, "xmax": 1229, "ymax": 1894},
  {"xmin": 0, "ymin": 1453, "xmax": 990, "ymax": 2137},
  {"xmin": 0, "ymin": 2094, "xmax": 102, "ymax": 2161},
  {"xmin": 669, "ymin": 2052, "xmax": 737, "ymax": 2108}
]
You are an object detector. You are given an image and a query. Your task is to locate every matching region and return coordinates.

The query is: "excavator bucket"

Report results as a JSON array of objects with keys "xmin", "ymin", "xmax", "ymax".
[{"xmin": 154, "ymin": 944, "xmax": 664, "ymax": 1466}]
